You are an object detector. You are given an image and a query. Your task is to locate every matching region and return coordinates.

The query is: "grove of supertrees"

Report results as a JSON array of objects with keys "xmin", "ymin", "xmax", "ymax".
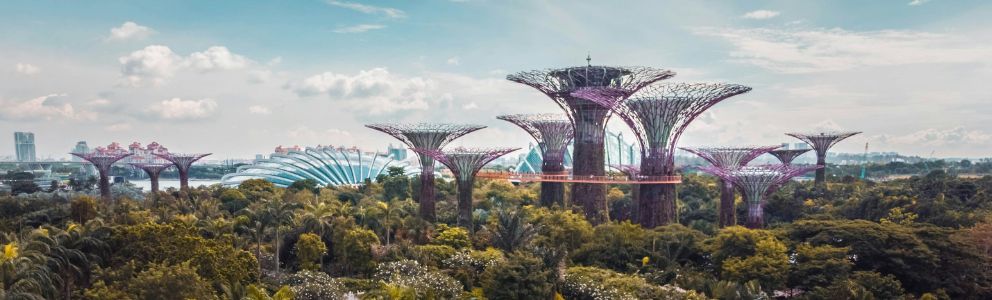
[
  {"xmin": 365, "ymin": 123, "xmax": 485, "ymax": 221},
  {"xmin": 129, "ymin": 162, "xmax": 172, "ymax": 194},
  {"xmin": 497, "ymin": 113, "xmax": 574, "ymax": 207},
  {"xmin": 414, "ymin": 147, "xmax": 518, "ymax": 230},
  {"xmin": 70, "ymin": 152, "xmax": 132, "ymax": 203},
  {"xmin": 507, "ymin": 64, "xmax": 674, "ymax": 224},
  {"xmin": 768, "ymin": 148, "xmax": 812, "ymax": 165},
  {"xmin": 573, "ymin": 82, "xmax": 752, "ymax": 228},
  {"xmin": 701, "ymin": 164, "xmax": 821, "ymax": 228},
  {"xmin": 154, "ymin": 152, "xmax": 211, "ymax": 196},
  {"xmin": 786, "ymin": 131, "xmax": 862, "ymax": 185},
  {"xmin": 681, "ymin": 146, "xmax": 780, "ymax": 227}
]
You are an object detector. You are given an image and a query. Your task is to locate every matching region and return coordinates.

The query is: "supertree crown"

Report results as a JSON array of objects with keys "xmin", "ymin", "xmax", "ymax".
[
  {"xmin": 574, "ymin": 82, "xmax": 752, "ymax": 161},
  {"xmin": 785, "ymin": 131, "xmax": 861, "ymax": 156},
  {"xmin": 154, "ymin": 153, "xmax": 211, "ymax": 170},
  {"xmin": 497, "ymin": 114, "xmax": 573, "ymax": 161},
  {"xmin": 413, "ymin": 147, "xmax": 519, "ymax": 181},
  {"xmin": 70, "ymin": 152, "xmax": 132, "ymax": 172},
  {"xmin": 129, "ymin": 162, "xmax": 172, "ymax": 174},
  {"xmin": 680, "ymin": 145, "xmax": 781, "ymax": 169},
  {"xmin": 700, "ymin": 164, "xmax": 821, "ymax": 198},
  {"xmin": 768, "ymin": 149, "xmax": 812, "ymax": 165},
  {"xmin": 366, "ymin": 123, "xmax": 485, "ymax": 151}
]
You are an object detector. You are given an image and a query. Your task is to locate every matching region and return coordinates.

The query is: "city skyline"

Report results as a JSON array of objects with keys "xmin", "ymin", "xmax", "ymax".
[{"xmin": 2, "ymin": 0, "xmax": 991, "ymax": 159}]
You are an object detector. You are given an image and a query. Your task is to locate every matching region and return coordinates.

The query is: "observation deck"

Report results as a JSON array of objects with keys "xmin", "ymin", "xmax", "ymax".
[{"xmin": 476, "ymin": 171, "xmax": 681, "ymax": 184}]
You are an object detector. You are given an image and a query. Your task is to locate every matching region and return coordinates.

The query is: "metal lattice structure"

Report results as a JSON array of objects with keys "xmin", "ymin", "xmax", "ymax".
[
  {"xmin": 768, "ymin": 149, "xmax": 812, "ymax": 165},
  {"xmin": 573, "ymin": 82, "xmax": 752, "ymax": 227},
  {"xmin": 415, "ymin": 147, "xmax": 518, "ymax": 230},
  {"xmin": 366, "ymin": 123, "xmax": 485, "ymax": 221},
  {"xmin": 701, "ymin": 164, "xmax": 820, "ymax": 228},
  {"xmin": 498, "ymin": 113, "xmax": 573, "ymax": 207},
  {"xmin": 785, "ymin": 131, "xmax": 861, "ymax": 185},
  {"xmin": 681, "ymin": 146, "xmax": 780, "ymax": 228},
  {"xmin": 70, "ymin": 152, "xmax": 132, "ymax": 203},
  {"xmin": 154, "ymin": 153, "xmax": 211, "ymax": 195},
  {"xmin": 508, "ymin": 64, "xmax": 674, "ymax": 224},
  {"xmin": 221, "ymin": 146, "xmax": 411, "ymax": 188},
  {"xmin": 130, "ymin": 163, "xmax": 172, "ymax": 194}
]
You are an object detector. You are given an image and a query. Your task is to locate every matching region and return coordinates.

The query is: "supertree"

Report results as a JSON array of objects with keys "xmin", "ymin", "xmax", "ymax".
[
  {"xmin": 366, "ymin": 123, "xmax": 485, "ymax": 221},
  {"xmin": 573, "ymin": 82, "xmax": 751, "ymax": 228},
  {"xmin": 129, "ymin": 163, "xmax": 172, "ymax": 194},
  {"xmin": 785, "ymin": 131, "xmax": 861, "ymax": 185},
  {"xmin": 768, "ymin": 149, "xmax": 812, "ymax": 165},
  {"xmin": 70, "ymin": 152, "xmax": 132, "ymax": 203},
  {"xmin": 415, "ymin": 147, "xmax": 518, "ymax": 230},
  {"xmin": 154, "ymin": 153, "xmax": 211, "ymax": 195},
  {"xmin": 497, "ymin": 113, "xmax": 574, "ymax": 207},
  {"xmin": 507, "ymin": 64, "xmax": 674, "ymax": 224},
  {"xmin": 701, "ymin": 164, "xmax": 820, "ymax": 228},
  {"xmin": 680, "ymin": 146, "xmax": 780, "ymax": 228}
]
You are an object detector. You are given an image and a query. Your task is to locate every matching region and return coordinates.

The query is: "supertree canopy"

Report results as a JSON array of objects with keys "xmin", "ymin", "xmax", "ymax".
[
  {"xmin": 573, "ymin": 82, "xmax": 752, "ymax": 228},
  {"xmin": 768, "ymin": 149, "xmax": 812, "ymax": 165},
  {"xmin": 415, "ymin": 147, "xmax": 518, "ymax": 230},
  {"xmin": 508, "ymin": 64, "xmax": 674, "ymax": 224},
  {"xmin": 366, "ymin": 123, "xmax": 485, "ymax": 221},
  {"xmin": 154, "ymin": 153, "xmax": 211, "ymax": 195},
  {"xmin": 129, "ymin": 162, "xmax": 172, "ymax": 194},
  {"xmin": 70, "ymin": 152, "xmax": 132, "ymax": 203},
  {"xmin": 681, "ymin": 146, "xmax": 780, "ymax": 227},
  {"xmin": 497, "ymin": 113, "xmax": 574, "ymax": 207},
  {"xmin": 701, "ymin": 164, "xmax": 820, "ymax": 228},
  {"xmin": 785, "ymin": 131, "xmax": 861, "ymax": 185}
]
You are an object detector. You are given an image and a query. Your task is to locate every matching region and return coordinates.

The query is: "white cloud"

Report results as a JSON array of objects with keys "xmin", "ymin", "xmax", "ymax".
[
  {"xmin": 147, "ymin": 97, "xmax": 218, "ymax": 120},
  {"xmin": 908, "ymin": 0, "xmax": 931, "ymax": 6},
  {"xmin": 248, "ymin": 105, "xmax": 271, "ymax": 115},
  {"xmin": 325, "ymin": 1, "xmax": 405, "ymax": 18},
  {"xmin": 107, "ymin": 21, "xmax": 154, "ymax": 41},
  {"xmin": 287, "ymin": 126, "xmax": 354, "ymax": 144},
  {"xmin": 287, "ymin": 68, "xmax": 434, "ymax": 114},
  {"xmin": 742, "ymin": 10, "xmax": 780, "ymax": 20},
  {"xmin": 462, "ymin": 102, "xmax": 478, "ymax": 110},
  {"xmin": 882, "ymin": 127, "xmax": 991, "ymax": 146},
  {"xmin": 267, "ymin": 56, "xmax": 283, "ymax": 66},
  {"xmin": 86, "ymin": 98, "xmax": 112, "ymax": 106},
  {"xmin": 186, "ymin": 46, "xmax": 249, "ymax": 72},
  {"xmin": 15, "ymin": 63, "xmax": 40, "ymax": 75},
  {"xmin": 105, "ymin": 122, "xmax": 132, "ymax": 132},
  {"xmin": 247, "ymin": 70, "xmax": 273, "ymax": 83},
  {"xmin": 0, "ymin": 94, "xmax": 96, "ymax": 121},
  {"xmin": 333, "ymin": 24, "xmax": 386, "ymax": 33},
  {"xmin": 446, "ymin": 57, "xmax": 460, "ymax": 66},
  {"xmin": 694, "ymin": 27, "xmax": 992, "ymax": 73}
]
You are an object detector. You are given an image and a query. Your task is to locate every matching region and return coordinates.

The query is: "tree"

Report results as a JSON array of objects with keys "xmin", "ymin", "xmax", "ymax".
[
  {"xmin": 70, "ymin": 196, "xmax": 99, "ymax": 224},
  {"xmin": 788, "ymin": 243, "xmax": 852, "ymax": 290},
  {"xmin": 9, "ymin": 171, "xmax": 40, "ymax": 196},
  {"xmin": 334, "ymin": 228, "xmax": 379, "ymax": 275},
  {"xmin": 294, "ymin": 233, "xmax": 326, "ymax": 271},
  {"xmin": 529, "ymin": 207, "xmax": 594, "ymax": 253},
  {"xmin": 218, "ymin": 189, "xmax": 249, "ymax": 213},
  {"xmin": 261, "ymin": 198, "xmax": 301, "ymax": 276},
  {"xmin": 572, "ymin": 221, "xmax": 654, "ymax": 273},
  {"xmin": 705, "ymin": 226, "xmax": 789, "ymax": 291},
  {"xmin": 481, "ymin": 252, "xmax": 553, "ymax": 299},
  {"xmin": 379, "ymin": 166, "xmax": 411, "ymax": 201},
  {"xmin": 488, "ymin": 207, "xmax": 539, "ymax": 253},
  {"xmin": 433, "ymin": 224, "xmax": 471, "ymax": 249},
  {"xmin": 288, "ymin": 179, "xmax": 320, "ymax": 194},
  {"xmin": 238, "ymin": 179, "xmax": 280, "ymax": 202}
]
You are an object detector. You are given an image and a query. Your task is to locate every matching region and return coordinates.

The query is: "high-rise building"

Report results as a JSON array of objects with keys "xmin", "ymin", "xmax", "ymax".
[
  {"xmin": 14, "ymin": 132, "xmax": 36, "ymax": 162},
  {"xmin": 71, "ymin": 141, "xmax": 90, "ymax": 161},
  {"xmin": 387, "ymin": 143, "xmax": 408, "ymax": 161}
]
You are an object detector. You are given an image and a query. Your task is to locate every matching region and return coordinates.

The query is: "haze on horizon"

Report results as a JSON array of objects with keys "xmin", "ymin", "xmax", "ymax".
[{"xmin": 1, "ymin": 0, "xmax": 990, "ymax": 160}]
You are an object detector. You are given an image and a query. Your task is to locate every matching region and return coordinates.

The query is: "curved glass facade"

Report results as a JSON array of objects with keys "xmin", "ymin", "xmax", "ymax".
[
  {"xmin": 222, "ymin": 146, "xmax": 412, "ymax": 187},
  {"xmin": 516, "ymin": 130, "xmax": 639, "ymax": 173}
]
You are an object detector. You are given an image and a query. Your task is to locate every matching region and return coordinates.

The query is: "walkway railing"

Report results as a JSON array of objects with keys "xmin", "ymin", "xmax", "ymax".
[{"xmin": 477, "ymin": 171, "xmax": 681, "ymax": 184}]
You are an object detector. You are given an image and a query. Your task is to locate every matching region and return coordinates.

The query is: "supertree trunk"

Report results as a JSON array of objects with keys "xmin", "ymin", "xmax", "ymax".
[
  {"xmin": 638, "ymin": 155, "xmax": 675, "ymax": 227},
  {"xmin": 540, "ymin": 160, "xmax": 565, "ymax": 207},
  {"xmin": 419, "ymin": 165, "xmax": 437, "ymax": 222},
  {"xmin": 456, "ymin": 178, "xmax": 474, "ymax": 231},
  {"xmin": 149, "ymin": 172, "xmax": 160, "ymax": 194},
  {"xmin": 98, "ymin": 173, "xmax": 111, "ymax": 203},
  {"xmin": 573, "ymin": 129, "xmax": 608, "ymax": 224},
  {"xmin": 179, "ymin": 170, "xmax": 190, "ymax": 195},
  {"xmin": 745, "ymin": 200, "xmax": 764, "ymax": 229},
  {"xmin": 629, "ymin": 184, "xmax": 640, "ymax": 222},
  {"xmin": 815, "ymin": 154, "xmax": 827, "ymax": 186},
  {"xmin": 718, "ymin": 179, "xmax": 736, "ymax": 227}
]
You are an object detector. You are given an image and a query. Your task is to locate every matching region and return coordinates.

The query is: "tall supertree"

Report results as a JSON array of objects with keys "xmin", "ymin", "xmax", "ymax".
[
  {"xmin": 573, "ymin": 82, "xmax": 751, "ymax": 228},
  {"xmin": 497, "ymin": 113, "xmax": 574, "ymax": 207},
  {"xmin": 129, "ymin": 163, "xmax": 172, "ymax": 194},
  {"xmin": 701, "ymin": 164, "xmax": 820, "ymax": 228},
  {"xmin": 366, "ymin": 123, "xmax": 485, "ymax": 221},
  {"xmin": 154, "ymin": 153, "xmax": 211, "ymax": 195},
  {"xmin": 680, "ymin": 146, "xmax": 780, "ymax": 228},
  {"xmin": 415, "ymin": 147, "xmax": 518, "ymax": 230},
  {"xmin": 70, "ymin": 152, "xmax": 132, "ymax": 203},
  {"xmin": 768, "ymin": 149, "xmax": 811, "ymax": 165},
  {"xmin": 785, "ymin": 131, "xmax": 861, "ymax": 185},
  {"xmin": 508, "ymin": 64, "xmax": 674, "ymax": 224}
]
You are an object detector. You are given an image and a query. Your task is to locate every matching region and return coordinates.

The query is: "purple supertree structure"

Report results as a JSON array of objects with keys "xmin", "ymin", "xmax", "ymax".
[
  {"xmin": 573, "ymin": 82, "xmax": 751, "ymax": 228},
  {"xmin": 366, "ymin": 123, "xmax": 485, "ymax": 221},
  {"xmin": 701, "ymin": 164, "xmax": 820, "ymax": 228},
  {"xmin": 415, "ymin": 147, "xmax": 518, "ymax": 230},
  {"xmin": 508, "ymin": 64, "xmax": 674, "ymax": 224},
  {"xmin": 768, "ymin": 149, "xmax": 812, "ymax": 165},
  {"xmin": 154, "ymin": 153, "xmax": 211, "ymax": 195},
  {"xmin": 497, "ymin": 113, "xmax": 574, "ymax": 207},
  {"xmin": 70, "ymin": 152, "xmax": 132, "ymax": 203},
  {"xmin": 785, "ymin": 131, "xmax": 861, "ymax": 185},
  {"xmin": 129, "ymin": 163, "xmax": 172, "ymax": 194},
  {"xmin": 680, "ymin": 146, "xmax": 780, "ymax": 228}
]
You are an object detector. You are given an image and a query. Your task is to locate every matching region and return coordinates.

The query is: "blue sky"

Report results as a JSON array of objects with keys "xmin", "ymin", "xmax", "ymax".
[{"xmin": 1, "ymin": 0, "xmax": 991, "ymax": 159}]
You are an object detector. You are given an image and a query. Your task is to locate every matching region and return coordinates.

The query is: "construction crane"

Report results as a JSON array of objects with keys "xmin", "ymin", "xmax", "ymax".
[{"xmin": 860, "ymin": 142, "xmax": 869, "ymax": 179}]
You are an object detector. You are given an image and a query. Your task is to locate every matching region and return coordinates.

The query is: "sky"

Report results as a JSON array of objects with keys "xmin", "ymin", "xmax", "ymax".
[{"xmin": 1, "ymin": 0, "xmax": 990, "ymax": 160}]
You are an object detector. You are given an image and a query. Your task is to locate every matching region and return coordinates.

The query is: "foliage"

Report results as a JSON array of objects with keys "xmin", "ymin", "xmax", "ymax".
[
  {"xmin": 705, "ymin": 226, "xmax": 789, "ymax": 291},
  {"xmin": 562, "ymin": 266, "xmax": 705, "ymax": 300},
  {"xmin": 487, "ymin": 207, "xmax": 539, "ymax": 252},
  {"xmin": 334, "ymin": 228, "xmax": 379, "ymax": 275},
  {"xmin": 529, "ymin": 207, "xmax": 594, "ymax": 252},
  {"xmin": 283, "ymin": 270, "xmax": 346, "ymax": 300},
  {"xmin": 86, "ymin": 261, "xmax": 218, "ymax": 300},
  {"xmin": 432, "ymin": 224, "xmax": 472, "ymax": 249},
  {"xmin": 294, "ymin": 233, "xmax": 327, "ymax": 271},
  {"xmin": 573, "ymin": 221, "xmax": 655, "ymax": 273},
  {"xmin": 481, "ymin": 252, "xmax": 553, "ymax": 300},
  {"xmin": 374, "ymin": 259, "xmax": 462, "ymax": 299}
]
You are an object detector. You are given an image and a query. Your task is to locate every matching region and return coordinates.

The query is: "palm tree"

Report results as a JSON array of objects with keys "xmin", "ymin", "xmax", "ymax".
[
  {"xmin": 296, "ymin": 202, "xmax": 335, "ymax": 267},
  {"xmin": 489, "ymin": 208, "xmax": 540, "ymax": 253},
  {"xmin": 0, "ymin": 232, "xmax": 57, "ymax": 300},
  {"xmin": 262, "ymin": 198, "xmax": 301, "ymax": 277},
  {"xmin": 36, "ymin": 224, "xmax": 106, "ymax": 300}
]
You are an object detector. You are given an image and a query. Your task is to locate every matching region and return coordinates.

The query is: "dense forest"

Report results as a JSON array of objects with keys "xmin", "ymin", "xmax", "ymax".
[{"xmin": 0, "ymin": 166, "xmax": 990, "ymax": 299}]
